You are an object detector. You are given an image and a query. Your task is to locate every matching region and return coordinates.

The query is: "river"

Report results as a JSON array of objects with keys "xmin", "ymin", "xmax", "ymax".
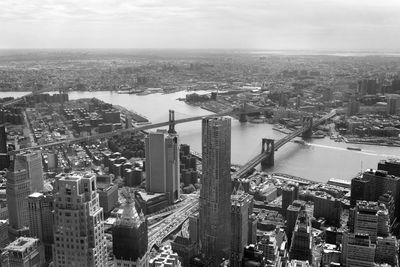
[{"xmin": 3, "ymin": 90, "xmax": 400, "ymax": 183}]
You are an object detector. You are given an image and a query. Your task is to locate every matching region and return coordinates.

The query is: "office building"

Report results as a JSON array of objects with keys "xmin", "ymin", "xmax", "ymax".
[
  {"xmin": 358, "ymin": 79, "xmax": 378, "ymax": 96},
  {"xmin": 0, "ymin": 237, "xmax": 45, "ymax": 267},
  {"xmin": 350, "ymin": 174, "xmax": 374, "ymax": 206},
  {"xmin": 113, "ymin": 193, "xmax": 148, "ymax": 267},
  {"xmin": 145, "ymin": 130, "xmax": 180, "ymax": 203},
  {"xmin": 52, "ymin": 173, "xmax": 107, "ymax": 266},
  {"xmin": 342, "ymin": 232, "xmax": 376, "ymax": 267},
  {"xmin": 0, "ymin": 125, "xmax": 9, "ymax": 170},
  {"xmin": 347, "ymin": 99, "xmax": 360, "ymax": 116},
  {"xmin": 387, "ymin": 97, "xmax": 398, "ymax": 115},
  {"xmin": 378, "ymin": 192, "xmax": 395, "ymax": 224},
  {"xmin": 282, "ymin": 183, "xmax": 299, "ymax": 217},
  {"xmin": 230, "ymin": 185, "xmax": 253, "ymax": 267},
  {"xmin": 286, "ymin": 200, "xmax": 305, "ymax": 245},
  {"xmin": 241, "ymin": 244, "xmax": 265, "ymax": 266},
  {"xmin": 149, "ymin": 245, "xmax": 181, "ymax": 267},
  {"xmin": 0, "ymin": 220, "xmax": 8, "ymax": 249},
  {"xmin": 313, "ymin": 195, "xmax": 341, "ymax": 226},
  {"xmin": 258, "ymin": 233, "xmax": 280, "ymax": 265},
  {"xmin": 171, "ymin": 236, "xmax": 196, "ymax": 266},
  {"xmin": 199, "ymin": 117, "xmax": 232, "ymax": 263},
  {"xmin": 28, "ymin": 192, "xmax": 54, "ymax": 262},
  {"xmin": 375, "ymin": 236, "xmax": 399, "ymax": 266},
  {"xmin": 97, "ymin": 180, "xmax": 118, "ymax": 215},
  {"xmin": 362, "ymin": 169, "xmax": 400, "ymax": 219},
  {"xmin": 351, "ymin": 201, "xmax": 389, "ymax": 243},
  {"xmin": 378, "ymin": 159, "xmax": 400, "ymax": 177},
  {"xmin": 289, "ymin": 210, "xmax": 312, "ymax": 262},
  {"xmin": 6, "ymin": 168, "xmax": 30, "ymax": 240},
  {"xmin": 189, "ymin": 212, "xmax": 200, "ymax": 252},
  {"xmin": 14, "ymin": 152, "xmax": 44, "ymax": 193}
]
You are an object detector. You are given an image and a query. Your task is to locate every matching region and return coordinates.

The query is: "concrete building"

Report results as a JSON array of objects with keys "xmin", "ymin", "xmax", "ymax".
[
  {"xmin": 258, "ymin": 233, "xmax": 281, "ymax": 266},
  {"xmin": 149, "ymin": 245, "xmax": 181, "ymax": 267},
  {"xmin": 14, "ymin": 152, "xmax": 44, "ymax": 193},
  {"xmin": 313, "ymin": 195, "xmax": 342, "ymax": 226},
  {"xmin": 362, "ymin": 169, "xmax": 400, "ymax": 219},
  {"xmin": 145, "ymin": 130, "xmax": 180, "ymax": 204},
  {"xmin": 97, "ymin": 181, "xmax": 118, "ymax": 215},
  {"xmin": 28, "ymin": 192, "xmax": 54, "ymax": 263},
  {"xmin": 0, "ymin": 125, "xmax": 10, "ymax": 170},
  {"xmin": 199, "ymin": 117, "xmax": 232, "ymax": 263},
  {"xmin": 52, "ymin": 173, "xmax": 107, "ymax": 267},
  {"xmin": 282, "ymin": 183, "xmax": 299, "ymax": 218},
  {"xmin": 113, "ymin": 193, "xmax": 148, "ymax": 267},
  {"xmin": 286, "ymin": 200, "xmax": 305, "ymax": 246},
  {"xmin": 0, "ymin": 220, "xmax": 8, "ymax": 249},
  {"xmin": 378, "ymin": 158, "xmax": 400, "ymax": 177},
  {"xmin": 351, "ymin": 201, "xmax": 389, "ymax": 243},
  {"xmin": 289, "ymin": 210, "xmax": 312, "ymax": 263},
  {"xmin": 375, "ymin": 236, "xmax": 399, "ymax": 266},
  {"xmin": 1, "ymin": 237, "xmax": 45, "ymax": 267},
  {"xmin": 6, "ymin": 168, "xmax": 30, "ymax": 240},
  {"xmin": 171, "ymin": 236, "xmax": 196, "ymax": 266},
  {"xmin": 387, "ymin": 97, "xmax": 397, "ymax": 115},
  {"xmin": 230, "ymin": 185, "xmax": 253, "ymax": 267},
  {"xmin": 342, "ymin": 232, "xmax": 376, "ymax": 267}
]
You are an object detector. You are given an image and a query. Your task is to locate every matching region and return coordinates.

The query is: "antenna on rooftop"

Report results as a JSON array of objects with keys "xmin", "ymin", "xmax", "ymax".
[{"xmin": 360, "ymin": 160, "xmax": 363, "ymax": 176}]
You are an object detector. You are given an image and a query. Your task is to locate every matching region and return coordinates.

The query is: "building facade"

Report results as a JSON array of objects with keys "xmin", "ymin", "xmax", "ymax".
[
  {"xmin": 28, "ymin": 192, "xmax": 54, "ymax": 262},
  {"xmin": 145, "ymin": 131, "xmax": 180, "ymax": 203},
  {"xmin": 6, "ymin": 168, "xmax": 30, "ymax": 239},
  {"xmin": 230, "ymin": 185, "xmax": 252, "ymax": 267},
  {"xmin": 199, "ymin": 117, "xmax": 232, "ymax": 263},
  {"xmin": 113, "ymin": 193, "xmax": 148, "ymax": 267},
  {"xmin": 52, "ymin": 173, "xmax": 107, "ymax": 267}
]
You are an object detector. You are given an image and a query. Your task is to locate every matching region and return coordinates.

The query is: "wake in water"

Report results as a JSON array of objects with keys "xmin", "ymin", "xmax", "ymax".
[{"xmin": 299, "ymin": 142, "xmax": 400, "ymax": 159}]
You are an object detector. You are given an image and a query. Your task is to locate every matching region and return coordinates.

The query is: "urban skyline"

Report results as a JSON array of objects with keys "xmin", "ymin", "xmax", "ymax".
[{"xmin": 1, "ymin": 1, "xmax": 400, "ymax": 265}]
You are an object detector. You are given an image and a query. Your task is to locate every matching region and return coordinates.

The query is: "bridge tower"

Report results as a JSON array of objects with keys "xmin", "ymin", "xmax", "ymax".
[
  {"xmin": 168, "ymin": 110, "xmax": 176, "ymax": 134},
  {"xmin": 302, "ymin": 116, "xmax": 313, "ymax": 138},
  {"xmin": 261, "ymin": 138, "xmax": 274, "ymax": 168},
  {"xmin": 239, "ymin": 102, "xmax": 248, "ymax": 123}
]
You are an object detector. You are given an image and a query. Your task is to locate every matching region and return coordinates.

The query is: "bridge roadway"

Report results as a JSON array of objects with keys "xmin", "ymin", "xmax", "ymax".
[
  {"xmin": 232, "ymin": 110, "xmax": 337, "ymax": 179},
  {"xmin": 0, "ymin": 88, "xmax": 51, "ymax": 108},
  {"xmin": 9, "ymin": 107, "xmax": 267, "ymax": 155},
  {"xmin": 148, "ymin": 196, "xmax": 199, "ymax": 250}
]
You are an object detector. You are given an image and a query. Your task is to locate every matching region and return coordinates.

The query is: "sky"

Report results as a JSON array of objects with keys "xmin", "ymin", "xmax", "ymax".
[{"xmin": 1, "ymin": 0, "xmax": 400, "ymax": 50}]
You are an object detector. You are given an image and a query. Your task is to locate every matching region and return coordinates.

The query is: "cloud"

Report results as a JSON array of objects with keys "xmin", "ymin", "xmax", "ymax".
[{"xmin": 0, "ymin": 0, "xmax": 400, "ymax": 49}]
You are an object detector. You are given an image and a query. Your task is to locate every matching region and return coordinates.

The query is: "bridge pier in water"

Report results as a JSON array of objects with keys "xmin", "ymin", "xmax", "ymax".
[
  {"xmin": 168, "ymin": 110, "xmax": 176, "ymax": 134},
  {"xmin": 238, "ymin": 102, "xmax": 248, "ymax": 122},
  {"xmin": 261, "ymin": 138, "xmax": 274, "ymax": 168},
  {"xmin": 302, "ymin": 116, "xmax": 313, "ymax": 138}
]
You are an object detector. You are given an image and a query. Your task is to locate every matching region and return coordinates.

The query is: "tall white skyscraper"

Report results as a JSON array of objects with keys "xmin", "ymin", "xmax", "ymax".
[
  {"xmin": 14, "ymin": 151, "xmax": 44, "ymax": 193},
  {"xmin": 52, "ymin": 173, "xmax": 107, "ymax": 267},
  {"xmin": 145, "ymin": 130, "xmax": 180, "ymax": 203}
]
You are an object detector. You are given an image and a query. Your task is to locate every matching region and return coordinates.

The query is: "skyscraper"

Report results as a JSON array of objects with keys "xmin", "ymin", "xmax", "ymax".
[
  {"xmin": 113, "ymin": 191, "xmax": 148, "ymax": 267},
  {"xmin": 342, "ymin": 232, "xmax": 376, "ymax": 267},
  {"xmin": 14, "ymin": 151, "xmax": 44, "ymax": 193},
  {"xmin": 28, "ymin": 192, "xmax": 54, "ymax": 262},
  {"xmin": 230, "ymin": 184, "xmax": 253, "ymax": 267},
  {"xmin": 52, "ymin": 173, "xmax": 107, "ymax": 267},
  {"xmin": 0, "ymin": 125, "xmax": 10, "ymax": 170},
  {"xmin": 289, "ymin": 210, "xmax": 312, "ymax": 263},
  {"xmin": 6, "ymin": 168, "xmax": 30, "ymax": 240},
  {"xmin": 200, "ymin": 117, "xmax": 232, "ymax": 263},
  {"xmin": 145, "ymin": 130, "xmax": 180, "ymax": 203}
]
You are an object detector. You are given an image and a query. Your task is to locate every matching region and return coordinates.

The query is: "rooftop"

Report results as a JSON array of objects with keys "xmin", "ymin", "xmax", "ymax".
[{"xmin": 5, "ymin": 237, "xmax": 39, "ymax": 253}]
